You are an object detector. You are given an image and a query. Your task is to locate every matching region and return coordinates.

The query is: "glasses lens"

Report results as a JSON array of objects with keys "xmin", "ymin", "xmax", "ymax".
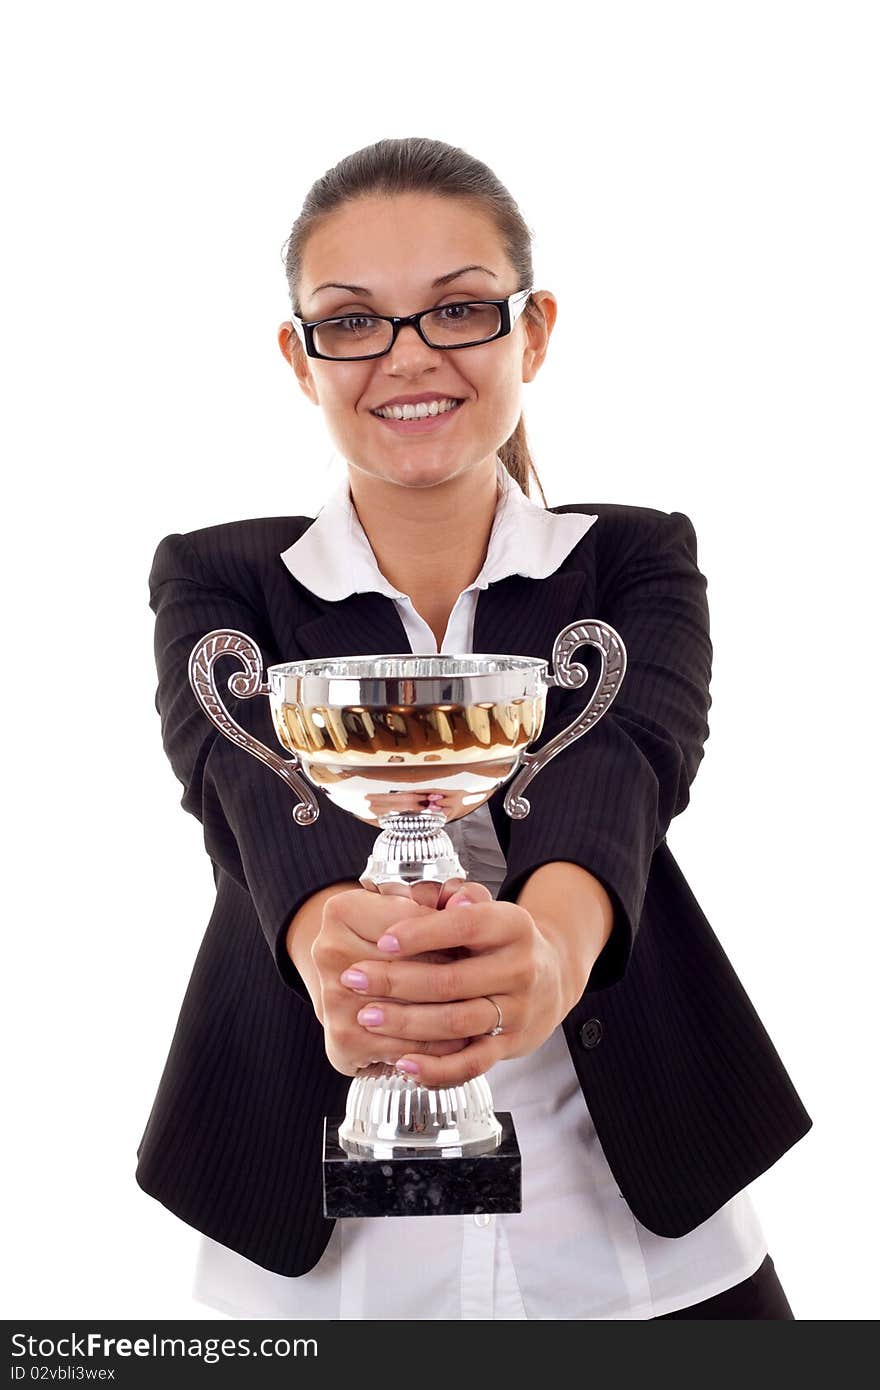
[
  {"xmin": 421, "ymin": 302, "xmax": 501, "ymax": 348},
  {"xmin": 311, "ymin": 303, "xmax": 503, "ymax": 358},
  {"xmin": 313, "ymin": 315, "xmax": 394, "ymax": 359}
]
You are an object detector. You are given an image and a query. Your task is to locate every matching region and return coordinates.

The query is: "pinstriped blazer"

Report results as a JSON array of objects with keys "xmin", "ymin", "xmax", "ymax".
[{"xmin": 136, "ymin": 502, "xmax": 813, "ymax": 1278}]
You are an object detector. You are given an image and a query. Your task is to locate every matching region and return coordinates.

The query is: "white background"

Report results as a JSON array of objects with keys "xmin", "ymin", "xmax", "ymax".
[{"xmin": 2, "ymin": 0, "xmax": 877, "ymax": 1322}]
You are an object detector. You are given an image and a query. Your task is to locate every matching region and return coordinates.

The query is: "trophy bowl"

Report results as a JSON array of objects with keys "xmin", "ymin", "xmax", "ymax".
[
  {"xmin": 267, "ymin": 651, "xmax": 546, "ymax": 823},
  {"xmin": 188, "ymin": 620, "xmax": 627, "ymax": 1216}
]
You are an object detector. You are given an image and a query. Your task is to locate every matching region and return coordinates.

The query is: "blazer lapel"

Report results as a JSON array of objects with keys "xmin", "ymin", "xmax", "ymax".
[
  {"xmin": 293, "ymin": 591, "xmax": 413, "ymax": 660},
  {"xmin": 475, "ymin": 571, "xmax": 590, "ymax": 854},
  {"xmin": 293, "ymin": 569, "xmax": 589, "ymax": 663}
]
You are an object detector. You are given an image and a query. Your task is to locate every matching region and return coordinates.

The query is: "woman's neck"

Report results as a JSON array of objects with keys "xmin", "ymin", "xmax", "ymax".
[{"xmin": 348, "ymin": 459, "xmax": 503, "ymax": 644}]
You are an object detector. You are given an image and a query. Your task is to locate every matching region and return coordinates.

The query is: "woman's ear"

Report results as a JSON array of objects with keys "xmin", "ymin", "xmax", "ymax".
[
  {"xmin": 277, "ymin": 321, "xmax": 320, "ymax": 406},
  {"xmin": 521, "ymin": 290, "xmax": 557, "ymax": 383}
]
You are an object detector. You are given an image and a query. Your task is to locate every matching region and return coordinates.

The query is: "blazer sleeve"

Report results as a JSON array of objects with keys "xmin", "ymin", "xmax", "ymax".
[
  {"xmin": 495, "ymin": 509, "xmax": 712, "ymax": 993},
  {"xmin": 148, "ymin": 530, "xmax": 377, "ymax": 1004}
]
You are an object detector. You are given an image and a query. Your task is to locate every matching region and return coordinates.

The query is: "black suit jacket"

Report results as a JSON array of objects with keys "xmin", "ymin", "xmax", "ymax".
[{"xmin": 136, "ymin": 502, "xmax": 813, "ymax": 1277}]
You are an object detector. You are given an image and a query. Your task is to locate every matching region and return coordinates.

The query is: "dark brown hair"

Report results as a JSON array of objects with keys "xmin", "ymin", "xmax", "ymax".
[{"xmin": 281, "ymin": 136, "xmax": 548, "ymax": 507}]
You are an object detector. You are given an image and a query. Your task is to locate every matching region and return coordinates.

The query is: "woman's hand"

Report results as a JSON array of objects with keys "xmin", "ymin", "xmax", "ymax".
[
  {"xmin": 337, "ymin": 885, "xmax": 596, "ymax": 1088},
  {"xmin": 310, "ymin": 885, "xmax": 474, "ymax": 1077}
]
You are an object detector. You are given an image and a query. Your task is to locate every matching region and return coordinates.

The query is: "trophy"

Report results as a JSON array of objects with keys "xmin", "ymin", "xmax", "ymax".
[{"xmin": 188, "ymin": 619, "xmax": 626, "ymax": 1218}]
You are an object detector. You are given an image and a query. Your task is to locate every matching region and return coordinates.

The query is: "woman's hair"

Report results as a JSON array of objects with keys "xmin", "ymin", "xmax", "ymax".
[{"xmin": 282, "ymin": 136, "xmax": 548, "ymax": 507}]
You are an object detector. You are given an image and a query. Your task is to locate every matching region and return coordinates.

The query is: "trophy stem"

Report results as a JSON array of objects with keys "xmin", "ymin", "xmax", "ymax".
[{"xmin": 359, "ymin": 811, "xmax": 466, "ymax": 892}]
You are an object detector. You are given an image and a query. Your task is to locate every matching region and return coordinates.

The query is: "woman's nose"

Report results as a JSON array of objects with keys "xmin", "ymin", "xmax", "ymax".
[{"xmin": 385, "ymin": 322, "xmax": 437, "ymax": 367}]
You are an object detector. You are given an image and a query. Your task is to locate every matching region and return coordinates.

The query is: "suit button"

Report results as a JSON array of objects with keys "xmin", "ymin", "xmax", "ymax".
[{"xmin": 580, "ymin": 1018, "xmax": 603, "ymax": 1049}]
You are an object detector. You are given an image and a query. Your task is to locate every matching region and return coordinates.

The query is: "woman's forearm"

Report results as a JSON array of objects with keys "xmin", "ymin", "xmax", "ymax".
[{"xmin": 515, "ymin": 861, "xmax": 614, "ymax": 1011}]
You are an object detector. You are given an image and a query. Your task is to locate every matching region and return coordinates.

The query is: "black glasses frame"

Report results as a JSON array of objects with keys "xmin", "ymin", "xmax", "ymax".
[{"xmin": 290, "ymin": 287, "xmax": 533, "ymax": 362}]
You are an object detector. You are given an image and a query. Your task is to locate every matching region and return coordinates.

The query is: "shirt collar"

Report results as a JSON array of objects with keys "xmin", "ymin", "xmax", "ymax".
[{"xmin": 279, "ymin": 457, "xmax": 597, "ymax": 602}]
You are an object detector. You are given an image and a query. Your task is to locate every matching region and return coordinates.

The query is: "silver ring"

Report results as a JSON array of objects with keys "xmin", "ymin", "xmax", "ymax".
[{"xmin": 484, "ymin": 996, "xmax": 503, "ymax": 1037}]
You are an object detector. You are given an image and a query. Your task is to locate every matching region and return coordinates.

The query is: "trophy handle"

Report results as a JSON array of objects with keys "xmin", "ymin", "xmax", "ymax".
[
  {"xmin": 188, "ymin": 628, "xmax": 320, "ymax": 826},
  {"xmin": 503, "ymin": 619, "xmax": 627, "ymax": 819}
]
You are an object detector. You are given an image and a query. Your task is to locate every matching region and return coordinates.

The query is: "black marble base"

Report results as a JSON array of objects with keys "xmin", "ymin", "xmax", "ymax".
[{"xmin": 322, "ymin": 1112, "xmax": 521, "ymax": 1218}]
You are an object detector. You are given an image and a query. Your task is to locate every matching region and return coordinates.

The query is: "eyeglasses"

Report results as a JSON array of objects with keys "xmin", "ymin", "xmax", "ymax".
[{"xmin": 290, "ymin": 287, "xmax": 533, "ymax": 361}]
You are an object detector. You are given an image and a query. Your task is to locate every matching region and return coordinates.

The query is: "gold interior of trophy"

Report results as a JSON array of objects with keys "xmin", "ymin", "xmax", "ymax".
[{"xmin": 268, "ymin": 692, "xmax": 546, "ymax": 827}]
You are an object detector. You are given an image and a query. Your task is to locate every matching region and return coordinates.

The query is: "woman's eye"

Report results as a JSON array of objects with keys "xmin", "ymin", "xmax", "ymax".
[
  {"xmin": 438, "ymin": 303, "xmax": 475, "ymax": 320},
  {"xmin": 337, "ymin": 316, "xmax": 376, "ymax": 332}
]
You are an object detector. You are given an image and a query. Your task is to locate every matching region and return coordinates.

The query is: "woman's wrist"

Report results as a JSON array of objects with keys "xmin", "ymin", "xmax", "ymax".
[{"xmin": 286, "ymin": 880, "xmax": 362, "ymax": 1023}]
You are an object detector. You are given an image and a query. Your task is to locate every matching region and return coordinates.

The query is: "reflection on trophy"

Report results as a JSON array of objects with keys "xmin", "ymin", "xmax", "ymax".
[{"xmin": 188, "ymin": 621, "xmax": 626, "ymax": 1218}]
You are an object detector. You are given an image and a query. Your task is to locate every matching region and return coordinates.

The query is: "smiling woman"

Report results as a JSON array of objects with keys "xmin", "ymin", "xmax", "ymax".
[
  {"xmin": 137, "ymin": 134, "xmax": 811, "ymax": 1322},
  {"xmin": 275, "ymin": 192, "xmax": 555, "ymax": 632}
]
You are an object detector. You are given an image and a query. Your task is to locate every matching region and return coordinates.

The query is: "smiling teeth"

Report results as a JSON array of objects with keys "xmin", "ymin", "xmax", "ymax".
[{"xmin": 374, "ymin": 397, "xmax": 461, "ymax": 420}]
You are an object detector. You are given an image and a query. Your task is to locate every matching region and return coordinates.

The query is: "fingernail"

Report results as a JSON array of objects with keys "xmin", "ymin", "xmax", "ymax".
[
  {"xmin": 377, "ymin": 933, "xmax": 400, "ymax": 952},
  {"xmin": 451, "ymin": 894, "xmax": 474, "ymax": 907},
  {"xmin": 357, "ymin": 1006, "xmax": 384, "ymax": 1026},
  {"xmin": 340, "ymin": 969, "xmax": 369, "ymax": 991},
  {"xmin": 394, "ymin": 1058, "xmax": 420, "ymax": 1075}
]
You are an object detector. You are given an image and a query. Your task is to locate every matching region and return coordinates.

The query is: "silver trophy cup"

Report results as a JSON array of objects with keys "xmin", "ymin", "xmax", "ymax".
[{"xmin": 188, "ymin": 619, "xmax": 626, "ymax": 1217}]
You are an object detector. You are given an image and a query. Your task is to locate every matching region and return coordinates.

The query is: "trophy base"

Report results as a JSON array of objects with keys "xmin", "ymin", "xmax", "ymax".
[{"xmin": 322, "ymin": 1112, "xmax": 522, "ymax": 1218}]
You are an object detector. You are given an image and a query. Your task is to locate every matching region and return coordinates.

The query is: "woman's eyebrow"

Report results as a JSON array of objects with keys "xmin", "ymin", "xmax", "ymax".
[{"xmin": 308, "ymin": 264, "xmax": 499, "ymax": 298}]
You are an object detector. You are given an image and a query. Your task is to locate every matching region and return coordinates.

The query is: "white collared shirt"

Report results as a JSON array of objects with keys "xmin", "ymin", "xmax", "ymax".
[{"xmin": 192, "ymin": 460, "xmax": 767, "ymax": 1320}]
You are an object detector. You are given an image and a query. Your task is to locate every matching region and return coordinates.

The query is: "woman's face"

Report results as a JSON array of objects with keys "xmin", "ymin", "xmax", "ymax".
[{"xmin": 278, "ymin": 193, "xmax": 554, "ymax": 492}]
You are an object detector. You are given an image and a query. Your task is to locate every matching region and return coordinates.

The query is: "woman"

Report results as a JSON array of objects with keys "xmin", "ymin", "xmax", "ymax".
[{"xmin": 138, "ymin": 136, "xmax": 811, "ymax": 1319}]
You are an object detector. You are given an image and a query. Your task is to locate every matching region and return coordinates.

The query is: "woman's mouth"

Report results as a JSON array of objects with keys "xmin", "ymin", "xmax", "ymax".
[{"xmin": 369, "ymin": 397, "xmax": 465, "ymax": 435}]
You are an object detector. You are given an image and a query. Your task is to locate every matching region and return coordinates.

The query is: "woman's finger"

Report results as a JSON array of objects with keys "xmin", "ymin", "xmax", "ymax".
[
  {"xmin": 314, "ymin": 913, "xmax": 436, "ymax": 976},
  {"xmin": 337, "ymin": 947, "xmax": 523, "ymax": 1004},
  {"xmin": 436, "ymin": 878, "xmax": 493, "ymax": 910},
  {"xmin": 322, "ymin": 886, "xmax": 435, "ymax": 948},
  {"xmin": 391, "ymin": 1036, "xmax": 503, "ymax": 1089},
  {"xmin": 353, "ymin": 1034, "xmax": 471, "ymax": 1068},
  {"xmin": 355, "ymin": 994, "xmax": 513, "ymax": 1043},
  {"xmin": 373, "ymin": 898, "xmax": 525, "ymax": 962}
]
